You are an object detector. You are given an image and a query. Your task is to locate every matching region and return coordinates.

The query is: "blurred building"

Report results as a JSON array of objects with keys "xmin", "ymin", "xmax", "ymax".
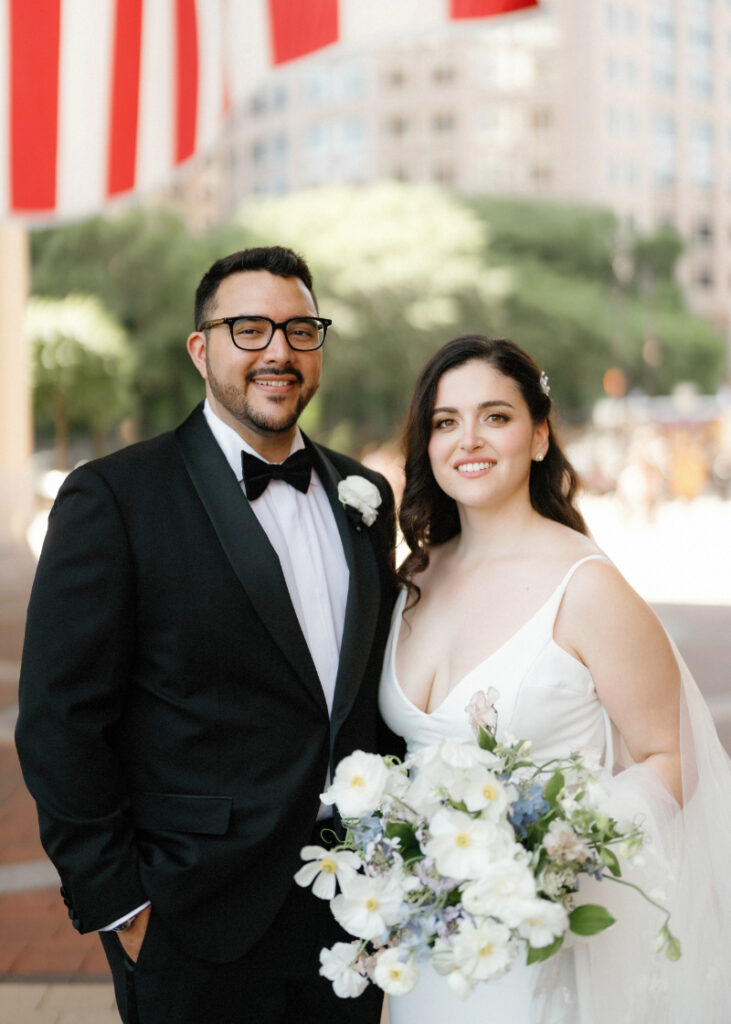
[{"xmin": 164, "ymin": 0, "xmax": 731, "ymax": 362}]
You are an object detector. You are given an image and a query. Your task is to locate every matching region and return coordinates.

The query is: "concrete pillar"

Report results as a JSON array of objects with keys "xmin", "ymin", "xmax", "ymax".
[{"xmin": 0, "ymin": 223, "xmax": 33, "ymax": 543}]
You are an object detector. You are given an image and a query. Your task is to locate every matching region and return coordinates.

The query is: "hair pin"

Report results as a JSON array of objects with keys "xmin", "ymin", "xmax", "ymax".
[{"xmin": 539, "ymin": 371, "xmax": 551, "ymax": 397}]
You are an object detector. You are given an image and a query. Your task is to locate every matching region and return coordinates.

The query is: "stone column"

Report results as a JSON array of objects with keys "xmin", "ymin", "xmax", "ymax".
[{"xmin": 0, "ymin": 223, "xmax": 33, "ymax": 543}]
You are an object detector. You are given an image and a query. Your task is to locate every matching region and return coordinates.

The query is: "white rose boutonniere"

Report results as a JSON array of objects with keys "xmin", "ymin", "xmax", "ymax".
[{"xmin": 337, "ymin": 475, "xmax": 381, "ymax": 528}]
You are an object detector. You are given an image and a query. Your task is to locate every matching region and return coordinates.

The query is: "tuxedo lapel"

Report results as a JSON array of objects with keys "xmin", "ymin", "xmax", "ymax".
[
  {"xmin": 176, "ymin": 408, "xmax": 325, "ymax": 712},
  {"xmin": 307, "ymin": 441, "xmax": 381, "ymax": 738}
]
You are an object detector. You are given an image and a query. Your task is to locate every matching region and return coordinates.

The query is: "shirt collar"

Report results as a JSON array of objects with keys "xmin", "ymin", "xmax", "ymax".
[{"xmin": 202, "ymin": 399, "xmax": 306, "ymax": 483}]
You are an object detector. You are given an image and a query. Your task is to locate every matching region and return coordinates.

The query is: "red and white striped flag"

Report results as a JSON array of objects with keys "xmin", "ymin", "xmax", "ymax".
[{"xmin": 0, "ymin": 0, "xmax": 538, "ymax": 223}]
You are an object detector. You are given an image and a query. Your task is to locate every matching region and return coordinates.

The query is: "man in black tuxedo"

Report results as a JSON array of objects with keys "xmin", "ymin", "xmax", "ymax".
[{"xmin": 16, "ymin": 247, "xmax": 400, "ymax": 1023}]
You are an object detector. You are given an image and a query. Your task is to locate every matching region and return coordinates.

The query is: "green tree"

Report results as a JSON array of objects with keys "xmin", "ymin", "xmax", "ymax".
[
  {"xmin": 239, "ymin": 182, "xmax": 507, "ymax": 446},
  {"xmin": 31, "ymin": 207, "xmax": 250, "ymax": 434},
  {"xmin": 27, "ymin": 294, "xmax": 134, "ymax": 468}
]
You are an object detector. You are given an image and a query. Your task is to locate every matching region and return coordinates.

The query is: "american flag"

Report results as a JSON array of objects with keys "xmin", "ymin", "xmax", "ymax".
[{"xmin": 0, "ymin": 0, "xmax": 538, "ymax": 222}]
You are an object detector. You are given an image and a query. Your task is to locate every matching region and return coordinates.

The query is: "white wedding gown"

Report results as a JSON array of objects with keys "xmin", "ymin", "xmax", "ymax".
[{"xmin": 378, "ymin": 556, "xmax": 731, "ymax": 1023}]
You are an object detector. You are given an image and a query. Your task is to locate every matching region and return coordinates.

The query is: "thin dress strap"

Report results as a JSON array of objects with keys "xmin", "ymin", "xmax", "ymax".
[{"xmin": 549, "ymin": 553, "xmax": 615, "ymax": 769}]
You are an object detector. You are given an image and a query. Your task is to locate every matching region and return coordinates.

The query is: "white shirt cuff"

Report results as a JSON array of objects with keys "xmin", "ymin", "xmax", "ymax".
[{"xmin": 99, "ymin": 900, "xmax": 151, "ymax": 932}]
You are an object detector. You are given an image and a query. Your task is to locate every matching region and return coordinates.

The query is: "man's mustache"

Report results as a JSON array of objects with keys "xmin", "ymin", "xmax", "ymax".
[{"xmin": 246, "ymin": 367, "xmax": 304, "ymax": 384}]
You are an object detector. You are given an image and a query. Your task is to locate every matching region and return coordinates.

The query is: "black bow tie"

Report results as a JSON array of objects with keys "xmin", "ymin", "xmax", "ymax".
[{"xmin": 241, "ymin": 448, "xmax": 313, "ymax": 501}]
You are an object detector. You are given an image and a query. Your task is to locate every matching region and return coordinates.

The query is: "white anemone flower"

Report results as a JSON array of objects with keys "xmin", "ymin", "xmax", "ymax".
[
  {"xmin": 330, "ymin": 872, "xmax": 405, "ymax": 940},
  {"xmin": 294, "ymin": 845, "xmax": 361, "ymax": 900},
  {"xmin": 447, "ymin": 765, "xmax": 512, "ymax": 817},
  {"xmin": 373, "ymin": 947, "xmax": 420, "ymax": 995},
  {"xmin": 437, "ymin": 737, "xmax": 501, "ymax": 771},
  {"xmin": 424, "ymin": 807, "xmax": 501, "ymax": 880},
  {"xmin": 461, "ymin": 859, "xmax": 538, "ymax": 924},
  {"xmin": 319, "ymin": 941, "xmax": 369, "ymax": 998},
  {"xmin": 321, "ymin": 750, "xmax": 391, "ymax": 818},
  {"xmin": 516, "ymin": 898, "xmax": 570, "ymax": 948},
  {"xmin": 451, "ymin": 919, "xmax": 516, "ymax": 982}
]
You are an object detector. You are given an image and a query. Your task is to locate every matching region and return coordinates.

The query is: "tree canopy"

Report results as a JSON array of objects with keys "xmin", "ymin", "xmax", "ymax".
[{"xmin": 29, "ymin": 186, "xmax": 727, "ymax": 453}]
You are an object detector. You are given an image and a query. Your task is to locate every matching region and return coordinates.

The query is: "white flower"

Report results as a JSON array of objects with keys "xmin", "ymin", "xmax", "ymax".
[
  {"xmin": 461, "ymin": 859, "xmax": 537, "ymax": 924},
  {"xmin": 542, "ymin": 819, "xmax": 590, "ymax": 864},
  {"xmin": 424, "ymin": 807, "xmax": 503, "ymax": 880},
  {"xmin": 538, "ymin": 863, "xmax": 579, "ymax": 900},
  {"xmin": 436, "ymin": 737, "xmax": 500, "ymax": 771},
  {"xmin": 516, "ymin": 898, "xmax": 569, "ymax": 948},
  {"xmin": 321, "ymin": 750, "xmax": 391, "ymax": 818},
  {"xmin": 373, "ymin": 947, "xmax": 420, "ymax": 995},
  {"xmin": 446, "ymin": 968, "xmax": 475, "ymax": 1000},
  {"xmin": 294, "ymin": 845, "xmax": 361, "ymax": 900},
  {"xmin": 447, "ymin": 765, "xmax": 512, "ymax": 818},
  {"xmin": 319, "ymin": 941, "xmax": 369, "ymax": 998},
  {"xmin": 338, "ymin": 475, "xmax": 381, "ymax": 527},
  {"xmin": 451, "ymin": 918, "xmax": 516, "ymax": 982},
  {"xmin": 465, "ymin": 688, "xmax": 500, "ymax": 736},
  {"xmin": 330, "ymin": 872, "xmax": 405, "ymax": 940}
]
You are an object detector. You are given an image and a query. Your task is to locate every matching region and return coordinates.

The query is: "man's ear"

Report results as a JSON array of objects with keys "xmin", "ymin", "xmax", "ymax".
[{"xmin": 187, "ymin": 331, "xmax": 208, "ymax": 381}]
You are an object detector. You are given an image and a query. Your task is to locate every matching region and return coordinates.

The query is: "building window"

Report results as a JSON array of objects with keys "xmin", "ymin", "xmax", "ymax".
[
  {"xmin": 432, "ymin": 113, "xmax": 455, "ymax": 133},
  {"xmin": 696, "ymin": 268, "xmax": 713, "ymax": 288},
  {"xmin": 695, "ymin": 219, "xmax": 713, "ymax": 242},
  {"xmin": 432, "ymin": 65, "xmax": 455, "ymax": 84},
  {"xmin": 338, "ymin": 61, "xmax": 366, "ymax": 100},
  {"xmin": 532, "ymin": 108, "xmax": 552, "ymax": 131},
  {"xmin": 653, "ymin": 56, "xmax": 675, "ymax": 93},
  {"xmin": 386, "ymin": 68, "xmax": 406, "ymax": 88},
  {"xmin": 652, "ymin": 112, "xmax": 676, "ymax": 184},
  {"xmin": 434, "ymin": 164, "xmax": 455, "ymax": 184},
  {"xmin": 690, "ymin": 121, "xmax": 714, "ymax": 186},
  {"xmin": 387, "ymin": 116, "xmax": 410, "ymax": 137}
]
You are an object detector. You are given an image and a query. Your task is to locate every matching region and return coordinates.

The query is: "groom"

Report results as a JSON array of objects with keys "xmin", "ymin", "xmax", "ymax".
[{"xmin": 16, "ymin": 246, "xmax": 398, "ymax": 1023}]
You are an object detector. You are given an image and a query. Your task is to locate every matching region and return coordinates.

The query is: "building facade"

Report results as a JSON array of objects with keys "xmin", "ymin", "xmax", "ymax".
[{"xmin": 166, "ymin": 0, "xmax": 731, "ymax": 363}]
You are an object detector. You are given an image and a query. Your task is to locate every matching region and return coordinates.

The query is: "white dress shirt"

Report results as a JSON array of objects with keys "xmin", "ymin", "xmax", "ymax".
[{"xmin": 202, "ymin": 400, "xmax": 350, "ymax": 713}]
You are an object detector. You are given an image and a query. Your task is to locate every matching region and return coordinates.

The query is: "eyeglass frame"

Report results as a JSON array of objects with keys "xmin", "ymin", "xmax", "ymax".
[{"xmin": 197, "ymin": 315, "xmax": 333, "ymax": 351}]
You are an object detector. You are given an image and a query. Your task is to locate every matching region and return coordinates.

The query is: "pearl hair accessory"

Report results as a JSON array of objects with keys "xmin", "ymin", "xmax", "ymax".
[{"xmin": 539, "ymin": 371, "xmax": 550, "ymax": 397}]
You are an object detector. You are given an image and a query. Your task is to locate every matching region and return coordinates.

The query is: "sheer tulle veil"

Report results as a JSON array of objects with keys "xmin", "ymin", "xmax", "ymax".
[{"xmin": 535, "ymin": 638, "xmax": 731, "ymax": 1023}]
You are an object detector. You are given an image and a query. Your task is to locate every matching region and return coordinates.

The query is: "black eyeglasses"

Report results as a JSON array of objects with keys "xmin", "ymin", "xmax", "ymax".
[{"xmin": 198, "ymin": 315, "xmax": 332, "ymax": 351}]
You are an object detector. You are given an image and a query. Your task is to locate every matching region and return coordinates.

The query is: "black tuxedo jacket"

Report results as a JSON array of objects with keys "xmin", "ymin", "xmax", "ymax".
[{"xmin": 16, "ymin": 405, "xmax": 400, "ymax": 963}]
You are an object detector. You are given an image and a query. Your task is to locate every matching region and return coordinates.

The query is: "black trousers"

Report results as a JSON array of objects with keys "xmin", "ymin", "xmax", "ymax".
[{"xmin": 100, "ymin": 832, "xmax": 382, "ymax": 1024}]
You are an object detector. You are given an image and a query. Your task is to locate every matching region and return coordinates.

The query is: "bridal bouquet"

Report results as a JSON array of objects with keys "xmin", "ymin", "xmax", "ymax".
[{"xmin": 295, "ymin": 688, "xmax": 680, "ymax": 1000}]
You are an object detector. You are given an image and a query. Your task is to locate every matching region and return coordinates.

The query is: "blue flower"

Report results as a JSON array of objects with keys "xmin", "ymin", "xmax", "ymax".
[{"xmin": 509, "ymin": 784, "xmax": 549, "ymax": 838}]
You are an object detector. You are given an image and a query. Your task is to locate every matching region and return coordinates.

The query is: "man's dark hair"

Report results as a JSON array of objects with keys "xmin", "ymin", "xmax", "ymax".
[{"xmin": 194, "ymin": 246, "xmax": 317, "ymax": 328}]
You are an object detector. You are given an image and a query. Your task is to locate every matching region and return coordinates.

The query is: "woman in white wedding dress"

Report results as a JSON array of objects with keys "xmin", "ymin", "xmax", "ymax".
[{"xmin": 378, "ymin": 336, "xmax": 731, "ymax": 1023}]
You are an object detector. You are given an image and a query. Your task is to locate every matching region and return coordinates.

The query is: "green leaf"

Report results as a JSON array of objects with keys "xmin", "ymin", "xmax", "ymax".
[
  {"xmin": 384, "ymin": 821, "xmax": 422, "ymax": 863},
  {"xmin": 543, "ymin": 771, "xmax": 565, "ymax": 806},
  {"xmin": 569, "ymin": 904, "xmax": 616, "ymax": 936},
  {"xmin": 526, "ymin": 935, "xmax": 564, "ymax": 964},
  {"xmin": 385, "ymin": 821, "xmax": 416, "ymax": 845},
  {"xmin": 599, "ymin": 846, "xmax": 621, "ymax": 877},
  {"xmin": 477, "ymin": 726, "xmax": 497, "ymax": 752}
]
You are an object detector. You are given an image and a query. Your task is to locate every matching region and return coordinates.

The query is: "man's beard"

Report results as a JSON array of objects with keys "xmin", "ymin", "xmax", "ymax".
[{"xmin": 206, "ymin": 358, "xmax": 313, "ymax": 436}]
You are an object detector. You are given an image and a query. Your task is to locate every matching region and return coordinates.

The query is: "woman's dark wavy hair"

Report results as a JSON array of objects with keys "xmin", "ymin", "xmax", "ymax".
[{"xmin": 398, "ymin": 335, "xmax": 587, "ymax": 605}]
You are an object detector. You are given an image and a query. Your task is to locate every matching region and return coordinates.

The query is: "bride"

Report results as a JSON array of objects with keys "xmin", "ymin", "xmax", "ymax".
[{"xmin": 377, "ymin": 335, "xmax": 731, "ymax": 1022}]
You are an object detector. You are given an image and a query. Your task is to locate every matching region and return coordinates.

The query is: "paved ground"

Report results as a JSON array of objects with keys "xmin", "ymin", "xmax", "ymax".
[{"xmin": 1, "ymin": 496, "xmax": 730, "ymax": 1021}]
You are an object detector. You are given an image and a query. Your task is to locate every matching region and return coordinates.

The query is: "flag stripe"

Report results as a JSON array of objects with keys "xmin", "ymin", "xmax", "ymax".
[
  {"xmin": 268, "ymin": 0, "xmax": 338, "ymax": 65},
  {"xmin": 450, "ymin": 0, "xmax": 538, "ymax": 19},
  {"xmin": 107, "ymin": 0, "xmax": 143, "ymax": 197},
  {"xmin": 57, "ymin": 0, "xmax": 115, "ymax": 218},
  {"xmin": 195, "ymin": 0, "xmax": 225, "ymax": 150},
  {"xmin": 136, "ymin": 0, "xmax": 174, "ymax": 194},
  {"xmin": 9, "ymin": 0, "xmax": 61, "ymax": 210},
  {"xmin": 174, "ymin": 0, "xmax": 198, "ymax": 164}
]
